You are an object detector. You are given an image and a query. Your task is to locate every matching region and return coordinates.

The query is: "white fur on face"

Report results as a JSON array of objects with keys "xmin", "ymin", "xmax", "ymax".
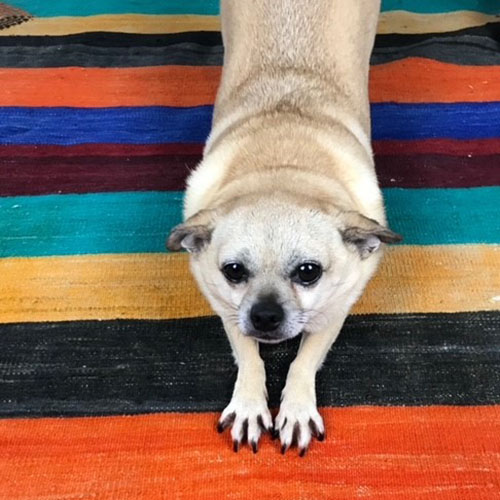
[{"xmin": 190, "ymin": 199, "xmax": 371, "ymax": 342}]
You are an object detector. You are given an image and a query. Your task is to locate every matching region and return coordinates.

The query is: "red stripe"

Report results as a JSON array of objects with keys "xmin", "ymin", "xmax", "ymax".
[
  {"xmin": 375, "ymin": 154, "xmax": 500, "ymax": 188},
  {"xmin": 1, "ymin": 149, "xmax": 498, "ymax": 196},
  {"xmin": 1, "ymin": 139, "xmax": 499, "ymax": 159},
  {"xmin": 0, "ymin": 155, "xmax": 200, "ymax": 195},
  {"xmin": 0, "ymin": 143, "xmax": 204, "ymax": 158},
  {"xmin": 373, "ymin": 138, "xmax": 500, "ymax": 156}
]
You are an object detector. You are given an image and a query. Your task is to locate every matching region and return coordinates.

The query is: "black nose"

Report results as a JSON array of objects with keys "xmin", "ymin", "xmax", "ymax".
[{"xmin": 250, "ymin": 301, "xmax": 284, "ymax": 332}]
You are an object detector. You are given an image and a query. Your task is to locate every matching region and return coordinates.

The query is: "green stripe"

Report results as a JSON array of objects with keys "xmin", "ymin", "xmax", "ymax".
[
  {"xmin": 9, "ymin": 0, "xmax": 500, "ymax": 17},
  {"xmin": 0, "ymin": 188, "xmax": 498, "ymax": 257}
]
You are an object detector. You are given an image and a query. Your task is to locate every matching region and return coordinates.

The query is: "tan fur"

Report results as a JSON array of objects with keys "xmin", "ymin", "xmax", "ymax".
[
  {"xmin": 185, "ymin": 0, "xmax": 382, "ymax": 222},
  {"xmin": 168, "ymin": 0, "xmax": 400, "ymax": 454}
]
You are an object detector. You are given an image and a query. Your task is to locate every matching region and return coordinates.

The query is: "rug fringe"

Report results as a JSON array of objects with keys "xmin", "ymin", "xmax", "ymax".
[{"xmin": 0, "ymin": 2, "xmax": 32, "ymax": 30}]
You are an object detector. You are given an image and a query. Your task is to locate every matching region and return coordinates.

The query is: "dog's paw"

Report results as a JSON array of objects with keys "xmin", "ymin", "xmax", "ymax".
[
  {"xmin": 217, "ymin": 395, "xmax": 273, "ymax": 453},
  {"xmin": 275, "ymin": 397, "xmax": 325, "ymax": 456}
]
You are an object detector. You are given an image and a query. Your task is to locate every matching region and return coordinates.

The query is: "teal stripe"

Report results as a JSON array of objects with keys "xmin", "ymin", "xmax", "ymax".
[
  {"xmin": 9, "ymin": 0, "xmax": 500, "ymax": 17},
  {"xmin": 9, "ymin": 0, "xmax": 220, "ymax": 16},
  {"xmin": 381, "ymin": 0, "xmax": 499, "ymax": 14},
  {"xmin": 385, "ymin": 188, "xmax": 500, "ymax": 245},
  {"xmin": 0, "ymin": 191, "xmax": 184, "ymax": 257},
  {"xmin": 1, "ymin": 188, "xmax": 499, "ymax": 257}
]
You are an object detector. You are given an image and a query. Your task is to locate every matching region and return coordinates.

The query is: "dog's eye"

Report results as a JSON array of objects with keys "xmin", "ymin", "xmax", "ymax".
[
  {"xmin": 293, "ymin": 262, "xmax": 322, "ymax": 286},
  {"xmin": 222, "ymin": 262, "xmax": 248, "ymax": 283}
]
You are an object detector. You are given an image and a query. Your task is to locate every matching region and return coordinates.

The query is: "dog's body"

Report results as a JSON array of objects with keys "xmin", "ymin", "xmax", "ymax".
[{"xmin": 168, "ymin": 0, "xmax": 400, "ymax": 455}]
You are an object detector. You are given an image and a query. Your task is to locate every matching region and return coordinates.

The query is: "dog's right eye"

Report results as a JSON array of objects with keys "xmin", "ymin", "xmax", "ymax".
[{"xmin": 222, "ymin": 262, "xmax": 248, "ymax": 284}]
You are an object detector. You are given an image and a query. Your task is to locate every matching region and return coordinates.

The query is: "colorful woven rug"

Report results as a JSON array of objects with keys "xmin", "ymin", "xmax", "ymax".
[{"xmin": 0, "ymin": 1, "xmax": 499, "ymax": 498}]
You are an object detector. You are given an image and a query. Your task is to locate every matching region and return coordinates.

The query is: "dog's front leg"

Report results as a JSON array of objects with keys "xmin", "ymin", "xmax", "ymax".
[
  {"xmin": 276, "ymin": 317, "xmax": 345, "ymax": 456},
  {"xmin": 217, "ymin": 321, "xmax": 272, "ymax": 452}
]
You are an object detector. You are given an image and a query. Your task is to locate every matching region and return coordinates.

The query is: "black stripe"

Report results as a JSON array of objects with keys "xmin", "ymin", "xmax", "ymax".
[
  {"xmin": 0, "ymin": 31, "xmax": 223, "ymax": 47},
  {"xmin": 375, "ymin": 22, "xmax": 500, "ymax": 47},
  {"xmin": 372, "ymin": 36, "xmax": 500, "ymax": 66},
  {"xmin": 0, "ymin": 312, "xmax": 498, "ymax": 417},
  {"xmin": 0, "ymin": 34, "xmax": 498, "ymax": 67},
  {"xmin": 0, "ymin": 23, "xmax": 498, "ymax": 48},
  {"xmin": 0, "ymin": 43, "xmax": 224, "ymax": 67}
]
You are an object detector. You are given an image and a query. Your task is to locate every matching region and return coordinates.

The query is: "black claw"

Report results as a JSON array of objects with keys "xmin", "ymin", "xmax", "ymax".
[
  {"xmin": 292, "ymin": 422, "xmax": 301, "ymax": 447},
  {"xmin": 251, "ymin": 440, "xmax": 258, "ymax": 454},
  {"xmin": 280, "ymin": 417, "xmax": 287, "ymax": 430},
  {"xmin": 317, "ymin": 432, "xmax": 325, "ymax": 442},
  {"xmin": 233, "ymin": 440, "xmax": 240, "ymax": 453},
  {"xmin": 271, "ymin": 428, "xmax": 279, "ymax": 440},
  {"xmin": 309, "ymin": 418, "xmax": 319, "ymax": 438},
  {"xmin": 217, "ymin": 412, "xmax": 236, "ymax": 433},
  {"xmin": 241, "ymin": 418, "xmax": 249, "ymax": 444},
  {"xmin": 281, "ymin": 444, "xmax": 288, "ymax": 455},
  {"xmin": 257, "ymin": 415, "xmax": 266, "ymax": 431},
  {"xmin": 299, "ymin": 447, "xmax": 307, "ymax": 458}
]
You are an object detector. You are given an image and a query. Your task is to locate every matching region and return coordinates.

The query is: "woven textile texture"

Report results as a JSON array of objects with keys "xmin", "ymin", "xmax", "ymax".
[
  {"xmin": 0, "ymin": 1, "xmax": 499, "ymax": 499},
  {"xmin": 0, "ymin": 2, "xmax": 30, "ymax": 30}
]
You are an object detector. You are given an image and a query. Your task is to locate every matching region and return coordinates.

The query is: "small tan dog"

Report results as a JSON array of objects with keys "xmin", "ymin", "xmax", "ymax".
[{"xmin": 168, "ymin": 0, "xmax": 401, "ymax": 455}]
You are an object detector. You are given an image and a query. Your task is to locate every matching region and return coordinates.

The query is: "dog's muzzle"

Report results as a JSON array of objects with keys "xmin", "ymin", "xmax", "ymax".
[{"xmin": 248, "ymin": 300, "xmax": 285, "ymax": 342}]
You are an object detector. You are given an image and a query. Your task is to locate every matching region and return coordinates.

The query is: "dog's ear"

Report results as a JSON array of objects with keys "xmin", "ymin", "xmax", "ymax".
[
  {"xmin": 339, "ymin": 211, "xmax": 402, "ymax": 259},
  {"xmin": 166, "ymin": 209, "xmax": 216, "ymax": 253}
]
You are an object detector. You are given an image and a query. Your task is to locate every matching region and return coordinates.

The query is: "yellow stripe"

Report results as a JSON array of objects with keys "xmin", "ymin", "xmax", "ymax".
[
  {"xmin": 0, "ymin": 11, "xmax": 495, "ymax": 36},
  {"xmin": 377, "ymin": 10, "xmax": 498, "ymax": 34},
  {"xmin": 0, "ymin": 14, "xmax": 221, "ymax": 35},
  {"xmin": 0, "ymin": 246, "xmax": 498, "ymax": 323}
]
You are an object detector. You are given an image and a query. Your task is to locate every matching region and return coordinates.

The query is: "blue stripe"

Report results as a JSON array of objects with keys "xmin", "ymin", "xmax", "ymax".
[
  {"xmin": 1, "ymin": 103, "xmax": 499, "ymax": 145},
  {"xmin": 371, "ymin": 103, "xmax": 500, "ymax": 140},
  {"xmin": 0, "ymin": 106, "xmax": 212, "ymax": 146},
  {"xmin": 0, "ymin": 188, "xmax": 498, "ymax": 257}
]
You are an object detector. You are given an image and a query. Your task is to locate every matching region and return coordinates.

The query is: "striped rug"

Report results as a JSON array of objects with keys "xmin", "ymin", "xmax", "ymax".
[{"xmin": 0, "ymin": 1, "xmax": 499, "ymax": 498}]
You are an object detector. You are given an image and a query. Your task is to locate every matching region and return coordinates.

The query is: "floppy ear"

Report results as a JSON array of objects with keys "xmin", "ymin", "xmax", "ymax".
[
  {"xmin": 340, "ymin": 211, "xmax": 402, "ymax": 259},
  {"xmin": 166, "ymin": 210, "xmax": 216, "ymax": 253}
]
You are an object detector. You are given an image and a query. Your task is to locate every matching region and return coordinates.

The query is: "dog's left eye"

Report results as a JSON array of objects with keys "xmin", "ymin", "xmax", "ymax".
[
  {"xmin": 293, "ymin": 262, "xmax": 322, "ymax": 286},
  {"xmin": 222, "ymin": 262, "xmax": 248, "ymax": 283}
]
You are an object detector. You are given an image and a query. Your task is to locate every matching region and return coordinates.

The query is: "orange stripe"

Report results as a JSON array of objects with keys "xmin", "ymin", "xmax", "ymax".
[
  {"xmin": 370, "ymin": 58, "xmax": 500, "ymax": 103},
  {"xmin": 1, "ymin": 406, "xmax": 498, "ymax": 499},
  {"xmin": 1, "ymin": 59, "xmax": 499, "ymax": 107},
  {"xmin": 0, "ymin": 66, "xmax": 221, "ymax": 107}
]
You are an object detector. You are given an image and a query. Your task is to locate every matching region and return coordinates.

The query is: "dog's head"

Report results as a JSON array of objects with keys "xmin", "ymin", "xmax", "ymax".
[{"xmin": 167, "ymin": 195, "xmax": 401, "ymax": 343}]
